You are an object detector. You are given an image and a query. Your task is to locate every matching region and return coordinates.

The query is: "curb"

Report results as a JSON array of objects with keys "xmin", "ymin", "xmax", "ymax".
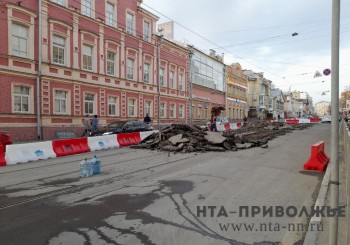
[{"xmin": 303, "ymin": 165, "xmax": 331, "ymax": 244}]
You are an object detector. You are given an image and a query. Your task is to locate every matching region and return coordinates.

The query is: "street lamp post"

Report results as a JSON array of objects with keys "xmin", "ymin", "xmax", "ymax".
[
  {"xmin": 157, "ymin": 35, "xmax": 163, "ymax": 133},
  {"xmin": 329, "ymin": 0, "xmax": 340, "ymax": 244},
  {"xmin": 189, "ymin": 49, "xmax": 194, "ymax": 124}
]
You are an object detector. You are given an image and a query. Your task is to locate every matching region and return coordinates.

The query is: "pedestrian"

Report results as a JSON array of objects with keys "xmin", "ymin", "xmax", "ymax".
[
  {"xmin": 83, "ymin": 114, "xmax": 90, "ymax": 136},
  {"xmin": 210, "ymin": 116, "xmax": 217, "ymax": 132},
  {"xmin": 143, "ymin": 113, "xmax": 152, "ymax": 124},
  {"xmin": 91, "ymin": 115, "xmax": 99, "ymax": 133}
]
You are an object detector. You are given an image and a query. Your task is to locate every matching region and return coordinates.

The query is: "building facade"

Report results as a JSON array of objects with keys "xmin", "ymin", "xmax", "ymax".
[
  {"xmin": 226, "ymin": 63, "xmax": 248, "ymax": 121},
  {"xmin": 189, "ymin": 47, "xmax": 225, "ymax": 124},
  {"xmin": 0, "ymin": 0, "xmax": 189, "ymax": 142},
  {"xmin": 270, "ymin": 88, "xmax": 284, "ymax": 119},
  {"xmin": 340, "ymin": 90, "xmax": 350, "ymax": 115},
  {"xmin": 314, "ymin": 101, "xmax": 331, "ymax": 117},
  {"xmin": 244, "ymin": 70, "xmax": 271, "ymax": 119}
]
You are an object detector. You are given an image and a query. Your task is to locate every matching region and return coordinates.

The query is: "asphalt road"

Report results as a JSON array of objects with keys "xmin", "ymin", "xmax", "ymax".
[{"xmin": 0, "ymin": 123, "xmax": 331, "ymax": 245}]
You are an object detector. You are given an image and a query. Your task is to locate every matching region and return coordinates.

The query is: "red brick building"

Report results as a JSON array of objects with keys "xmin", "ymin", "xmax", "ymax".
[{"xmin": 0, "ymin": 0, "xmax": 189, "ymax": 142}]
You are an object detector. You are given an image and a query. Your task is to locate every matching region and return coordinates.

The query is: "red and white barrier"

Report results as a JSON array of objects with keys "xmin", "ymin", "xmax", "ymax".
[
  {"xmin": 216, "ymin": 122, "xmax": 244, "ymax": 132},
  {"xmin": 0, "ymin": 145, "xmax": 6, "ymax": 167},
  {"xmin": 140, "ymin": 130, "xmax": 159, "ymax": 141},
  {"xmin": 284, "ymin": 118, "xmax": 319, "ymax": 124},
  {"xmin": 0, "ymin": 130, "xmax": 158, "ymax": 167},
  {"xmin": 5, "ymin": 141, "xmax": 56, "ymax": 165},
  {"xmin": 88, "ymin": 134, "xmax": 119, "ymax": 151}
]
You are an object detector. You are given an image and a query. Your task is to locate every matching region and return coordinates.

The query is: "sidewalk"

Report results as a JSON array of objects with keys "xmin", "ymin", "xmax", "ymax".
[{"xmin": 316, "ymin": 151, "xmax": 347, "ymax": 245}]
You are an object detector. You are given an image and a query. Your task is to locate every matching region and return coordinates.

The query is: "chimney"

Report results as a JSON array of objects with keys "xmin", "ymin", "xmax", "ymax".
[
  {"xmin": 209, "ymin": 49, "xmax": 216, "ymax": 57},
  {"xmin": 222, "ymin": 53, "xmax": 224, "ymax": 63}
]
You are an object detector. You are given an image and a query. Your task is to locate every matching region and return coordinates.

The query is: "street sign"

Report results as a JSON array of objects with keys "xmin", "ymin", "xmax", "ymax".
[
  {"xmin": 323, "ymin": 68, "xmax": 331, "ymax": 76},
  {"xmin": 313, "ymin": 71, "xmax": 323, "ymax": 78}
]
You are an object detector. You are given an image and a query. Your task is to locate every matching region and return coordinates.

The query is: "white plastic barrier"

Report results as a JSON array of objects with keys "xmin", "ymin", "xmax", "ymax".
[
  {"xmin": 5, "ymin": 141, "xmax": 56, "ymax": 165},
  {"xmin": 216, "ymin": 123, "xmax": 226, "ymax": 132},
  {"xmin": 230, "ymin": 122, "xmax": 243, "ymax": 130},
  {"xmin": 140, "ymin": 130, "xmax": 158, "ymax": 141},
  {"xmin": 298, "ymin": 118, "xmax": 311, "ymax": 123},
  {"xmin": 87, "ymin": 134, "xmax": 120, "ymax": 151}
]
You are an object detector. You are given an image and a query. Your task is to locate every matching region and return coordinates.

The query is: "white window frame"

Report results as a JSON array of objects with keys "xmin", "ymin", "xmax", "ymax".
[
  {"xmin": 54, "ymin": 90, "xmax": 68, "ymax": 115},
  {"xmin": 144, "ymin": 63, "xmax": 150, "ymax": 83},
  {"xmin": 179, "ymin": 105, "xmax": 184, "ymax": 118},
  {"xmin": 159, "ymin": 68, "xmax": 165, "ymax": 87},
  {"xmin": 11, "ymin": 23, "xmax": 28, "ymax": 58},
  {"xmin": 160, "ymin": 102, "xmax": 166, "ymax": 118},
  {"xmin": 106, "ymin": 2, "xmax": 115, "ymax": 27},
  {"xmin": 51, "ymin": 0, "xmax": 65, "ymax": 6},
  {"xmin": 169, "ymin": 71, "xmax": 175, "ymax": 89},
  {"xmin": 198, "ymin": 106, "xmax": 202, "ymax": 119},
  {"xmin": 143, "ymin": 21, "xmax": 150, "ymax": 41},
  {"xmin": 82, "ymin": 0, "xmax": 94, "ymax": 18},
  {"xmin": 13, "ymin": 85, "xmax": 31, "ymax": 113},
  {"xmin": 52, "ymin": 35, "xmax": 65, "ymax": 65},
  {"xmin": 106, "ymin": 51, "xmax": 116, "ymax": 76},
  {"xmin": 83, "ymin": 44, "xmax": 93, "ymax": 71},
  {"xmin": 126, "ymin": 12, "xmax": 134, "ymax": 35},
  {"xmin": 84, "ymin": 93, "xmax": 95, "ymax": 115},
  {"xmin": 108, "ymin": 96, "xmax": 118, "ymax": 116},
  {"xmin": 7, "ymin": 6, "xmax": 36, "ymax": 61},
  {"xmin": 127, "ymin": 58, "xmax": 134, "ymax": 80},
  {"xmin": 144, "ymin": 100, "xmax": 152, "ymax": 117},
  {"xmin": 179, "ymin": 74, "xmax": 183, "ymax": 91},
  {"xmin": 170, "ymin": 104, "xmax": 175, "ymax": 118},
  {"xmin": 128, "ymin": 98, "xmax": 137, "ymax": 117}
]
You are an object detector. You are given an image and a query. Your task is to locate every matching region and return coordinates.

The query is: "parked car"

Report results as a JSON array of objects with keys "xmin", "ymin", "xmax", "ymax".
[
  {"xmin": 90, "ymin": 121, "xmax": 154, "ymax": 136},
  {"xmin": 321, "ymin": 116, "xmax": 331, "ymax": 123},
  {"xmin": 0, "ymin": 131, "xmax": 12, "ymax": 152}
]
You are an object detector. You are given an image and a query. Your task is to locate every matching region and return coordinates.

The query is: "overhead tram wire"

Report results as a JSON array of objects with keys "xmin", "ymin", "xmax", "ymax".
[
  {"xmin": 141, "ymin": 2, "xmax": 284, "ymax": 79},
  {"xmin": 199, "ymin": 15, "xmax": 350, "ymax": 35}
]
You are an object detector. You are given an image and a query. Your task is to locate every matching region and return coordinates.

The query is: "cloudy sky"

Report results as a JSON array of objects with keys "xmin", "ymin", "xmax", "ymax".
[{"xmin": 142, "ymin": 0, "xmax": 350, "ymax": 104}]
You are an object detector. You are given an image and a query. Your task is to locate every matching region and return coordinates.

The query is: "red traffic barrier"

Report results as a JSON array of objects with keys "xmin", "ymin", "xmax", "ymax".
[
  {"xmin": 303, "ymin": 141, "xmax": 329, "ymax": 172},
  {"xmin": 0, "ymin": 145, "xmax": 6, "ymax": 167},
  {"xmin": 285, "ymin": 119, "xmax": 299, "ymax": 124},
  {"xmin": 223, "ymin": 123, "xmax": 231, "ymax": 131},
  {"xmin": 310, "ymin": 118, "xmax": 320, "ymax": 123},
  {"xmin": 52, "ymin": 138, "xmax": 90, "ymax": 157},
  {"xmin": 117, "ymin": 132, "xmax": 141, "ymax": 147}
]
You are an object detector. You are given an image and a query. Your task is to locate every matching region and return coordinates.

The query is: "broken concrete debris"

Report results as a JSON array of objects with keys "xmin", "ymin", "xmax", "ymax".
[{"xmin": 130, "ymin": 122, "xmax": 314, "ymax": 153}]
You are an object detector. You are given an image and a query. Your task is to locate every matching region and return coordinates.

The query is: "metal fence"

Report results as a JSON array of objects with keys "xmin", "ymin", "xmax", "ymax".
[{"xmin": 340, "ymin": 120, "xmax": 350, "ymax": 244}]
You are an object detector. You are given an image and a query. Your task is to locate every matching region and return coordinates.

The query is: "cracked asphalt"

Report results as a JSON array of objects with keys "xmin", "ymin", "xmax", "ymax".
[{"xmin": 0, "ymin": 124, "xmax": 331, "ymax": 245}]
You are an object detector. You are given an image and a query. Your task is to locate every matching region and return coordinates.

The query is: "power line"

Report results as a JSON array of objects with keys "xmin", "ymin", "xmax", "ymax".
[
  {"xmin": 199, "ymin": 15, "xmax": 350, "ymax": 35},
  {"xmin": 141, "ymin": 2, "xmax": 284, "ymax": 79}
]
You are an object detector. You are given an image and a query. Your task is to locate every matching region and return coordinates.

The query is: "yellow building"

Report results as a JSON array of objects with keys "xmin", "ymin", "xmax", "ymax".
[{"xmin": 226, "ymin": 63, "xmax": 248, "ymax": 120}]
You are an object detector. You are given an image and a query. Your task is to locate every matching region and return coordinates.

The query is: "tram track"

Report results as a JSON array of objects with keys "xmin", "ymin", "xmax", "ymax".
[{"xmin": 0, "ymin": 153, "xmax": 200, "ymax": 210}]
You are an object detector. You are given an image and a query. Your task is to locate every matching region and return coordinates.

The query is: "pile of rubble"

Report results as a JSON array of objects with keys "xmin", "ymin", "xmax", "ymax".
[{"xmin": 131, "ymin": 123, "xmax": 314, "ymax": 153}]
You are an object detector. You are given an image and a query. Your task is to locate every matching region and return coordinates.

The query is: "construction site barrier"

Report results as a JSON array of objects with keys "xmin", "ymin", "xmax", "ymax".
[
  {"xmin": 87, "ymin": 134, "xmax": 119, "ymax": 151},
  {"xmin": 298, "ymin": 118, "xmax": 311, "ymax": 123},
  {"xmin": 310, "ymin": 118, "xmax": 320, "ymax": 123},
  {"xmin": 230, "ymin": 122, "xmax": 243, "ymax": 130},
  {"xmin": 5, "ymin": 141, "xmax": 57, "ymax": 165},
  {"xmin": 0, "ymin": 145, "xmax": 6, "ymax": 167},
  {"xmin": 303, "ymin": 141, "xmax": 329, "ymax": 172},
  {"xmin": 140, "ymin": 130, "xmax": 158, "ymax": 141},
  {"xmin": 216, "ymin": 124, "xmax": 225, "ymax": 132},
  {"xmin": 117, "ymin": 132, "xmax": 141, "ymax": 147},
  {"xmin": 285, "ymin": 119, "xmax": 299, "ymax": 124},
  {"xmin": 52, "ymin": 137, "xmax": 90, "ymax": 157},
  {"xmin": 224, "ymin": 123, "xmax": 231, "ymax": 131}
]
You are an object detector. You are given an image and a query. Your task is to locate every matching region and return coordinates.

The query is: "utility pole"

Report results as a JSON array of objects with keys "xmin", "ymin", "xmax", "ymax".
[
  {"xmin": 329, "ymin": 0, "xmax": 340, "ymax": 244},
  {"xmin": 36, "ymin": 0, "xmax": 42, "ymax": 140},
  {"xmin": 157, "ymin": 35, "xmax": 163, "ymax": 137},
  {"xmin": 189, "ymin": 48, "xmax": 194, "ymax": 124}
]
